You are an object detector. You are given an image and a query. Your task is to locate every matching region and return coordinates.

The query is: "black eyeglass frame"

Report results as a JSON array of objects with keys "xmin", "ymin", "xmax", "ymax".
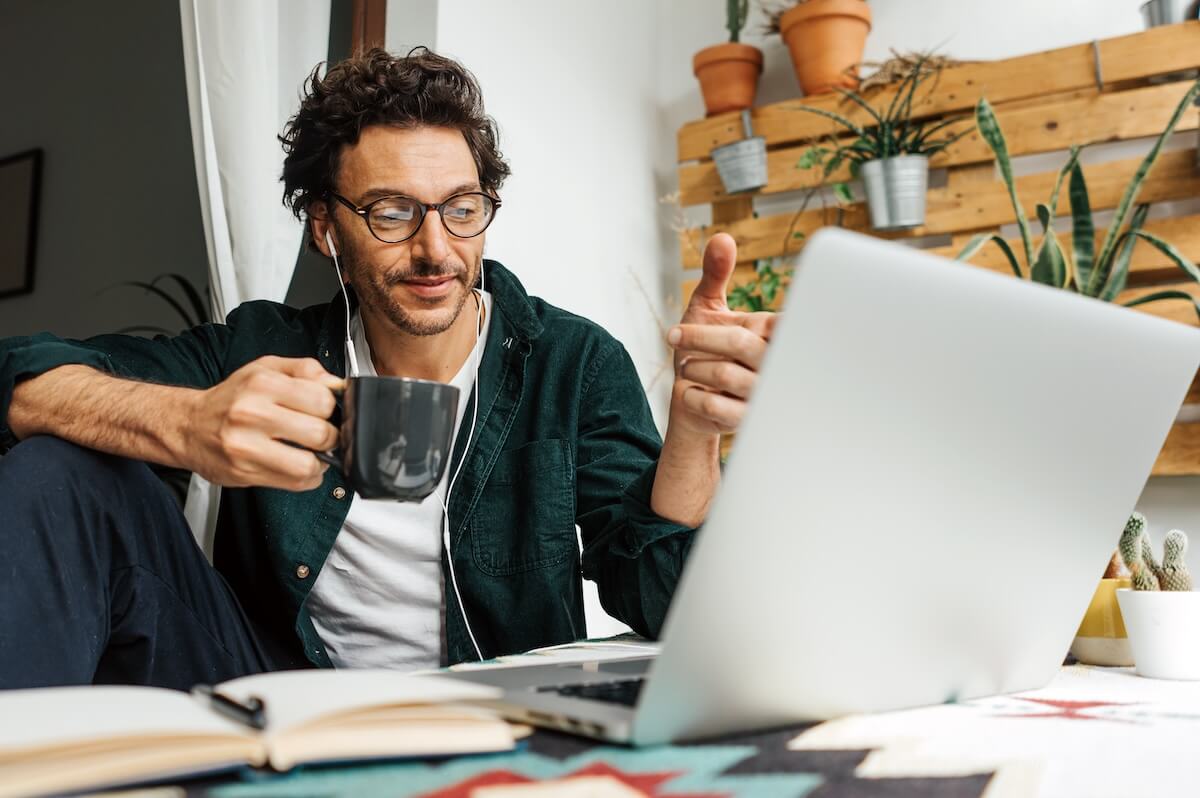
[{"xmin": 327, "ymin": 191, "xmax": 501, "ymax": 244}]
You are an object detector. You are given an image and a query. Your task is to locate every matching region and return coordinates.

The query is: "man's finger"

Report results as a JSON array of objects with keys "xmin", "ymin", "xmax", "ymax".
[
  {"xmin": 268, "ymin": 406, "xmax": 340, "ymax": 453},
  {"xmin": 265, "ymin": 356, "xmax": 345, "ymax": 391},
  {"xmin": 691, "ymin": 233, "xmax": 738, "ymax": 309},
  {"xmin": 680, "ymin": 359, "xmax": 756, "ymax": 400},
  {"xmin": 680, "ymin": 385, "xmax": 742, "ymax": 433},
  {"xmin": 737, "ymin": 311, "xmax": 777, "ymax": 341},
  {"xmin": 275, "ymin": 376, "xmax": 340, "ymax": 419},
  {"xmin": 668, "ymin": 323, "xmax": 767, "ymax": 370}
]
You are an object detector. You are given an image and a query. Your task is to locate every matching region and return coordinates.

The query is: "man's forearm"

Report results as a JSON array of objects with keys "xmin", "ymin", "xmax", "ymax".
[
  {"xmin": 8, "ymin": 365, "xmax": 198, "ymax": 468},
  {"xmin": 650, "ymin": 422, "xmax": 721, "ymax": 528}
]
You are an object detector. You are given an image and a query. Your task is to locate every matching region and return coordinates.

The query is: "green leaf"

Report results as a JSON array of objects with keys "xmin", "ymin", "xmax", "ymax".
[
  {"xmin": 919, "ymin": 124, "xmax": 975, "ymax": 156},
  {"xmin": 1036, "ymin": 203, "xmax": 1052, "ymax": 234},
  {"xmin": 1132, "ymin": 231, "xmax": 1200, "ymax": 286},
  {"xmin": 151, "ymin": 273, "xmax": 210, "ymax": 326},
  {"xmin": 833, "ymin": 87, "xmax": 884, "ymax": 127},
  {"xmin": 1046, "ymin": 146, "xmax": 1082, "ymax": 221},
  {"xmin": 791, "ymin": 105, "xmax": 869, "ymax": 140},
  {"xmin": 975, "ymin": 98, "xmax": 1036, "ymax": 274},
  {"xmin": 833, "ymin": 182, "xmax": 855, "ymax": 204},
  {"xmin": 1093, "ymin": 77, "xmax": 1200, "ymax": 291},
  {"xmin": 797, "ymin": 147, "xmax": 826, "ymax": 170},
  {"xmin": 1031, "ymin": 228, "xmax": 1069, "ymax": 288},
  {"xmin": 956, "ymin": 232, "xmax": 1024, "ymax": 278},
  {"xmin": 1069, "ymin": 162, "xmax": 1096, "ymax": 297},
  {"xmin": 1100, "ymin": 204, "xmax": 1151, "ymax": 301},
  {"xmin": 1123, "ymin": 290, "xmax": 1200, "ymax": 324}
]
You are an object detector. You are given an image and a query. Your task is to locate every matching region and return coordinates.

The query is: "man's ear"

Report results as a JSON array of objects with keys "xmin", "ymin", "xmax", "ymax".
[{"xmin": 310, "ymin": 206, "xmax": 334, "ymax": 257}]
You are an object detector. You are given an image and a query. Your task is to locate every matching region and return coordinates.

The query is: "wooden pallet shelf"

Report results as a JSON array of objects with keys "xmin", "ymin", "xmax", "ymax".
[{"xmin": 675, "ymin": 22, "xmax": 1200, "ymax": 476}]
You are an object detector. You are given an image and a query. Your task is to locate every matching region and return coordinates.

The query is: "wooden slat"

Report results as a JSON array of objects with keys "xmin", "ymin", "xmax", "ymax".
[
  {"xmin": 677, "ymin": 22, "xmax": 1200, "ymax": 162},
  {"xmin": 929, "ymin": 213, "xmax": 1200, "ymax": 285},
  {"xmin": 1154, "ymin": 423, "xmax": 1200, "ymax": 475},
  {"xmin": 712, "ymin": 196, "xmax": 754, "ymax": 224},
  {"xmin": 678, "ymin": 81, "xmax": 1198, "ymax": 206},
  {"xmin": 680, "ymin": 149, "xmax": 1200, "ymax": 268}
]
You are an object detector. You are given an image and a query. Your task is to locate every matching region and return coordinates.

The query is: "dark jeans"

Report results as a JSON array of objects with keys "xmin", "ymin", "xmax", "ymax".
[{"xmin": 0, "ymin": 436, "xmax": 278, "ymax": 690}]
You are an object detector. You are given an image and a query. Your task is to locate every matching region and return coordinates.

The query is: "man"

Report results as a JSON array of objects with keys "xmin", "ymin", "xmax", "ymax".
[{"xmin": 0, "ymin": 49, "xmax": 773, "ymax": 688}]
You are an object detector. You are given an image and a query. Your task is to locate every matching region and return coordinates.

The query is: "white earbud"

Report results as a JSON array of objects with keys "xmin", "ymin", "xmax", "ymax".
[{"xmin": 323, "ymin": 230, "xmax": 359, "ymax": 378}]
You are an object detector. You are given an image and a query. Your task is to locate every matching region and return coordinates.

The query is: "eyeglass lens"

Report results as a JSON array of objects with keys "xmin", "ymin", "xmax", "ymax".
[{"xmin": 367, "ymin": 194, "xmax": 494, "ymax": 242}]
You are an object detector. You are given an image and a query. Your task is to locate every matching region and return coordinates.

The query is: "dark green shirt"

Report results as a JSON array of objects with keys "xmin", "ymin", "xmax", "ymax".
[{"xmin": 0, "ymin": 261, "xmax": 696, "ymax": 667}]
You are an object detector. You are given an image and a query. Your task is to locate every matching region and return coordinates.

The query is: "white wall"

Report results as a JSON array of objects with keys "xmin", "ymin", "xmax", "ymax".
[{"xmin": 0, "ymin": 0, "xmax": 209, "ymax": 339}]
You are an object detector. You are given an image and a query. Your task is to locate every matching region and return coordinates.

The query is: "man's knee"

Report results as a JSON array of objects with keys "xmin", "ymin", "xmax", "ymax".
[{"xmin": 0, "ymin": 435, "xmax": 168, "ymax": 507}]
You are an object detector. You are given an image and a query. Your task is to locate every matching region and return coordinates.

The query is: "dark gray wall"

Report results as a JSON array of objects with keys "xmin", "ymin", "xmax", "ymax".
[{"xmin": 0, "ymin": 0, "xmax": 209, "ymax": 338}]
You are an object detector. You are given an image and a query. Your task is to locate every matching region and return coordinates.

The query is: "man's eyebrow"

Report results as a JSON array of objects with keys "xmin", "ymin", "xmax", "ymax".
[{"xmin": 358, "ymin": 182, "xmax": 483, "ymax": 202}]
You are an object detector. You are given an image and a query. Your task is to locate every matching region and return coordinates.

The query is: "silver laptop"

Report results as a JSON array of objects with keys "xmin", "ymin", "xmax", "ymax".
[{"xmin": 451, "ymin": 228, "xmax": 1200, "ymax": 745}]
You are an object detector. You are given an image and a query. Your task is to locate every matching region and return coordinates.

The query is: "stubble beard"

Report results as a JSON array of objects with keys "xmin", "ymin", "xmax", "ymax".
[{"xmin": 346, "ymin": 248, "xmax": 479, "ymax": 338}]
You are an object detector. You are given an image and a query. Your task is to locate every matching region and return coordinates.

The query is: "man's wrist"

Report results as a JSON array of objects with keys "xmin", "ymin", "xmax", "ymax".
[
  {"xmin": 162, "ymin": 387, "xmax": 203, "ymax": 471},
  {"xmin": 650, "ymin": 412, "xmax": 722, "ymax": 527}
]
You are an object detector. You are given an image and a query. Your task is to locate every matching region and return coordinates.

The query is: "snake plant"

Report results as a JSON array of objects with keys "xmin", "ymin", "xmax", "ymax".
[{"xmin": 957, "ymin": 78, "xmax": 1200, "ymax": 319}]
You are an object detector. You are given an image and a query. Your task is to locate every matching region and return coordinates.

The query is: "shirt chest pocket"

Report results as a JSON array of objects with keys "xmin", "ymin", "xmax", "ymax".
[{"xmin": 470, "ymin": 439, "xmax": 577, "ymax": 576}]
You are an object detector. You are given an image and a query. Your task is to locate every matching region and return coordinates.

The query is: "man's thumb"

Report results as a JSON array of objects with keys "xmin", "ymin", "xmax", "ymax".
[{"xmin": 693, "ymin": 232, "xmax": 737, "ymax": 307}]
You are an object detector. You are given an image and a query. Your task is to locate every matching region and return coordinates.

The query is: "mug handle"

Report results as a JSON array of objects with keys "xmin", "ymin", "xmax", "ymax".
[
  {"xmin": 283, "ymin": 440, "xmax": 342, "ymax": 468},
  {"xmin": 312, "ymin": 449, "xmax": 342, "ymax": 468},
  {"xmin": 290, "ymin": 383, "xmax": 346, "ymax": 468}
]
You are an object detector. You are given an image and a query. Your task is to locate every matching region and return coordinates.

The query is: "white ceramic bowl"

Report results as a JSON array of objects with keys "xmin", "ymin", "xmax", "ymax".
[{"xmin": 1116, "ymin": 588, "xmax": 1200, "ymax": 680}]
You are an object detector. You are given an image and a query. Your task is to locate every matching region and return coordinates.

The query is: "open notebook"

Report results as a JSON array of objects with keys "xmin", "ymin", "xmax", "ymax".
[{"xmin": 0, "ymin": 670, "xmax": 518, "ymax": 798}]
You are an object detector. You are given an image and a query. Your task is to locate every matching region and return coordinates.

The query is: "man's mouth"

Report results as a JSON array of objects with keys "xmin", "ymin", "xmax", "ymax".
[{"xmin": 399, "ymin": 274, "xmax": 458, "ymax": 299}]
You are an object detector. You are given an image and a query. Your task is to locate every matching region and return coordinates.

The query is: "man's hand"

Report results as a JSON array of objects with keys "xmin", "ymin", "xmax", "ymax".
[
  {"xmin": 667, "ymin": 233, "xmax": 776, "ymax": 437},
  {"xmin": 650, "ymin": 233, "xmax": 776, "ymax": 526},
  {"xmin": 186, "ymin": 356, "xmax": 344, "ymax": 491}
]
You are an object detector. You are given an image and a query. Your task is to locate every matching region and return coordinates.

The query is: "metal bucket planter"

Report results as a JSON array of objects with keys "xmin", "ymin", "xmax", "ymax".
[
  {"xmin": 712, "ymin": 110, "xmax": 767, "ymax": 195},
  {"xmin": 860, "ymin": 155, "xmax": 929, "ymax": 231},
  {"xmin": 1141, "ymin": 0, "xmax": 1200, "ymax": 27}
]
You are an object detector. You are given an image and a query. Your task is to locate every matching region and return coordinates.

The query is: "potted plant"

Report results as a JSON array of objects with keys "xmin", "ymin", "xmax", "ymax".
[
  {"xmin": 791, "ymin": 57, "xmax": 974, "ymax": 230},
  {"xmin": 957, "ymin": 77, "xmax": 1200, "ymax": 320},
  {"xmin": 763, "ymin": 0, "xmax": 871, "ymax": 95},
  {"xmin": 694, "ymin": 0, "xmax": 764, "ymax": 117},
  {"xmin": 1070, "ymin": 517, "xmax": 1138, "ymax": 667},
  {"xmin": 1115, "ymin": 520, "xmax": 1200, "ymax": 679}
]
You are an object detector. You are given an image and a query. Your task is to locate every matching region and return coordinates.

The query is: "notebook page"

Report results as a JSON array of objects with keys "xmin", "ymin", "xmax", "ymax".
[
  {"xmin": 0, "ymin": 686, "xmax": 250, "ymax": 757},
  {"xmin": 216, "ymin": 670, "xmax": 501, "ymax": 733}
]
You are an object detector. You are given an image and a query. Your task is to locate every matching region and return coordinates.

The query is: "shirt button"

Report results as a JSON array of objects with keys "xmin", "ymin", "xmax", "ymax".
[
  {"xmin": 296, "ymin": 564, "xmax": 311, "ymax": 579},
  {"xmin": 332, "ymin": 486, "xmax": 347, "ymax": 500}
]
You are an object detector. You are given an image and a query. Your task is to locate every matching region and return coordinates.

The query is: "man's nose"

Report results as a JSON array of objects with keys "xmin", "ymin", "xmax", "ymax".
[{"xmin": 409, "ymin": 208, "xmax": 452, "ymax": 264}]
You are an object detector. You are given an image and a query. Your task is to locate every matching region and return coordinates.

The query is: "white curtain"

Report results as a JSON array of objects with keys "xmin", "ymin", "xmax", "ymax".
[{"xmin": 178, "ymin": 0, "xmax": 332, "ymax": 553}]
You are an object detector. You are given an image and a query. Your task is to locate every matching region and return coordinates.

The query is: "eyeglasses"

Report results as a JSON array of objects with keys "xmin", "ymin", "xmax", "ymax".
[{"xmin": 328, "ymin": 191, "xmax": 500, "ymax": 244}]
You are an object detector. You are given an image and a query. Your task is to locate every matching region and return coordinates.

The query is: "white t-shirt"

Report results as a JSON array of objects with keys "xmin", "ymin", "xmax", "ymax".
[{"xmin": 307, "ymin": 291, "xmax": 492, "ymax": 670}]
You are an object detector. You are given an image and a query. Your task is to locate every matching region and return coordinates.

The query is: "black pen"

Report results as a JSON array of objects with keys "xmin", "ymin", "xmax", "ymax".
[{"xmin": 191, "ymin": 684, "xmax": 268, "ymax": 730}]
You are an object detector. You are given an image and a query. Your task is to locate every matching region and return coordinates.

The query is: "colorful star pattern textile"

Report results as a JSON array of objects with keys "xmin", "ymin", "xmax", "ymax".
[
  {"xmin": 206, "ymin": 724, "xmax": 990, "ymax": 798},
  {"xmin": 202, "ymin": 666, "xmax": 1200, "ymax": 798}
]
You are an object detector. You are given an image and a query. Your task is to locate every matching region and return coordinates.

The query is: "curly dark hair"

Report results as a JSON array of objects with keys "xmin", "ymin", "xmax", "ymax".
[{"xmin": 280, "ymin": 47, "xmax": 510, "ymax": 235}]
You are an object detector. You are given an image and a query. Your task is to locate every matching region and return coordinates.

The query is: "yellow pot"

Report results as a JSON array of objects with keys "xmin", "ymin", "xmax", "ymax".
[{"xmin": 1070, "ymin": 577, "xmax": 1134, "ymax": 666}]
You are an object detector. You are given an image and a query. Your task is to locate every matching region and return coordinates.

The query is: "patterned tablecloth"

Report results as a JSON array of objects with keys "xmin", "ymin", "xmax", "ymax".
[{"xmin": 200, "ymin": 665, "xmax": 1200, "ymax": 798}]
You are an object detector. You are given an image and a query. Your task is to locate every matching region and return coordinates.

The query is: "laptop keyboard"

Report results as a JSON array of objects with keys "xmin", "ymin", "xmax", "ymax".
[{"xmin": 538, "ymin": 677, "xmax": 645, "ymax": 707}]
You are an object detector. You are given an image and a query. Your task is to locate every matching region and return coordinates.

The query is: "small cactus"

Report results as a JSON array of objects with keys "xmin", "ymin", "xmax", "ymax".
[
  {"xmin": 726, "ymin": 0, "xmax": 749, "ymax": 43},
  {"xmin": 1160, "ymin": 529, "xmax": 1193, "ymax": 591},
  {"xmin": 1119, "ymin": 513, "xmax": 1161, "ymax": 591},
  {"xmin": 1118, "ymin": 513, "xmax": 1192, "ymax": 591}
]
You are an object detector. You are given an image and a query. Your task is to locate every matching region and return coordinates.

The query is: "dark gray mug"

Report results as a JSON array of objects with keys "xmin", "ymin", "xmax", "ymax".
[{"xmin": 314, "ymin": 376, "xmax": 460, "ymax": 501}]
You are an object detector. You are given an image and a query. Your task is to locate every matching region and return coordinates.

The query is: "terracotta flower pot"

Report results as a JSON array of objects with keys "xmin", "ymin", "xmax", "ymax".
[
  {"xmin": 693, "ymin": 43, "xmax": 763, "ymax": 117},
  {"xmin": 779, "ymin": 0, "xmax": 872, "ymax": 95}
]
